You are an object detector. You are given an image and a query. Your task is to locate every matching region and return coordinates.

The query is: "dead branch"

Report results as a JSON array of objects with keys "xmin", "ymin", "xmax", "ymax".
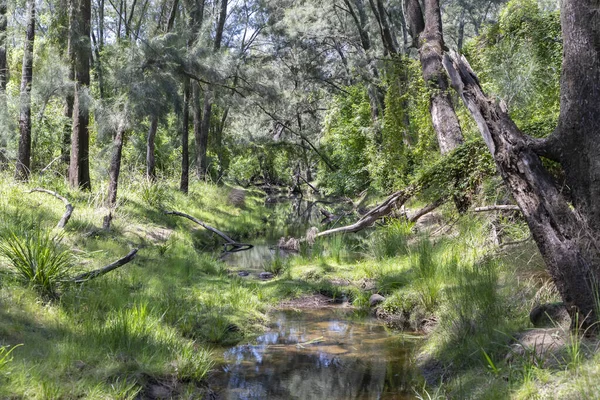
[
  {"xmin": 315, "ymin": 187, "xmax": 414, "ymax": 238},
  {"xmin": 72, "ymin": 248, "xmax": 138, "ymax": 283},
  {"xmin": 27, "ymin": 188, "xmax": 74, "ymax": 228},
  {"xmin": 500, "ymin": 235, "xmax": 533, "ymax": 248},
  {"xmin": 164, "ymin": 210, "xmax": 253, "ymax": 253},
  {"xmin": 408, "ymin": 198, "xmax": 446, "ymax": 223},
  {"xmin": 473, "ymin": 205, "xmax": 521, "ymax": 213}
]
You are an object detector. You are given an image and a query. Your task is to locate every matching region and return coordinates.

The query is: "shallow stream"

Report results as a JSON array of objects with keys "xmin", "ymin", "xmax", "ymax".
[
  {"xmin": 211, "ymin": 308, "xmax": 419, "ymax": 400},
  {"xmin": 213, "ymin": 198, "xmax": 420, "ymax": 399}
]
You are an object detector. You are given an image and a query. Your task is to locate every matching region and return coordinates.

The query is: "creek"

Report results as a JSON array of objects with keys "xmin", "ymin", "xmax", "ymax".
[{"xmin": 213, "ymin": 198, "xmax": 420, "ymax": 399}]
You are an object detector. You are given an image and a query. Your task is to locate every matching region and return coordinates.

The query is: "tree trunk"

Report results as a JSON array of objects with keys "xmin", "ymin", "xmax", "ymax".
[
  {"xmin": 0, "ymin": 0, "xmax": 6, "ymax": 92},
  {"xmin": 15, "ymin": 0, "xmax": 35, "ymax": 181},
  {"xmin": 418, "ymin": 0, "xmax": 463, "ymax": 154},
  {"xmin": 146, "ymin": 115, "xmax": 158, "ymax": 181},
  {"xmin": 0, "ymin": 0, "xmax": 9, "ymax": 167},
  {"xmin": 195, "ymin": 0, "xmax": 227, "ymax": 180},
  {"xmin": 180, "ymin": 78, "xmax": 190, "ymax": 193},
  {"xmin": 193, "ymin": 83, "xmax": 203, "ymax": 179},
  {"xmin": 69, "ymin": 0, "xmax": 92, "ymax": 190},
  {"xmin": 107, "ymin": 125, "xmax": 125, "ymax": 208},
  {"xmin": 62, "ymin": 0, "xmax": 75, "ymax": 165},
  {"xmin": 197, "ymin": 93, "xmax": 211, "ymax": 178}
]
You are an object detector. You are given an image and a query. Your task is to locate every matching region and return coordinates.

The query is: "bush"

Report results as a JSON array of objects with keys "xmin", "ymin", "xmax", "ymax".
[{"xmin": 0, "ymin": 229, "xmax": 72, "ymax": 298}]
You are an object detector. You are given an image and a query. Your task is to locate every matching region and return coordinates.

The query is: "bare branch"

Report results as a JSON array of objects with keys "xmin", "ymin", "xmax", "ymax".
[
  {"xmin": 72, "ymin": 248, "xmax": 138, "ymax": 283},
  {"xmin": 164, "ymin": 210, "xmax": 253, "ymax": 253},
  {"xmin": 26, "ymin": 188, "xmax": 74, "ymax": 228},
  {"xmin": 472, "ymin": 205, "xmax": 521, "ymax": 213}
]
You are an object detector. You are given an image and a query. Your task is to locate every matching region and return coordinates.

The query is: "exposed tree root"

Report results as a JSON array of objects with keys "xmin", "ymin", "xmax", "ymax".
[
  {"xmin": 164, "ymin": 210, "xmax": 253, "ymax": 253},
  {"xmin": 72, "ymin": 248, "xmax": 138, "ymax": 283},
  {"xmin": 27, "ymin": 188, "xmax": 74, "ymax": 228}
]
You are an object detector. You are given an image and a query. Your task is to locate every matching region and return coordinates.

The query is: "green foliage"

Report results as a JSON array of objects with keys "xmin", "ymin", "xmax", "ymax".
[
  {"xmin": 264, "ymin": 250, "xmax": 291, "ymax": 276},
  {"xmin": 0, "ymin": 344, "xmax": 22, "ymax": 373},
  {"xmin": 368, "ymin": 219, "xmax": 413, "ymax": 260},
  {"xmin": 0, "ymin": 229, "xmax": 72, "ymax": 298},
  {"xmin": 465, "ymin": 0, "xmax": 561, "ymax": 135},
  {"xmin": 319, "ymin": 86, "xmax": 372, "ymax": 196}
]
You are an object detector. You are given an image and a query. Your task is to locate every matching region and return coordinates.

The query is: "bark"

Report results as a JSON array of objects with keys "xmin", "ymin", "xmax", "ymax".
[
  {"xmin": 419, "ymin": 0, "xmax": 463, "ymax": 155},
  {"xmin": 408, "ymin": 198, "xmax": 445, "ymax": 223},
  {"xmin": 554, "ymin": 1, "xmax": 600, "ymax": 234},
  {"xmin": 72, "ymin": 249, "xmax": 138, "ymax": 283},
  {"xmin": 192, "ymin": 83, "xmax": 203, "ymax": 179},
  {"xmin": 15, "ymin": 0, "xmax": 35, "ymax": 181},
  {"xmin": 473, "ymin": 205, "xmax": 521, "ymax": 213},
  {"xmin": 403, "ymin": 0, "xmax": 424, "ymax": 48},
  {"xmin": 146, "ymin": 115, "xmax": 158, "ymax": 181},
  {"xmin": 69, "ymin": 0, "xmax": 92, "ymax": 190},
  {"xmin": 444, "ymin": 50, "xmax": 600, "ymax": 329},
  {"xmin": 27, "ymin": 188, "xmax": 74, "ymax": 228},
  {"xmin": 368, "ymin": 0, "xmax": 399, "ymax": 55},
  {"xmin": 180, "ymin": 79, "xmax": 190, "ymax": 193}
]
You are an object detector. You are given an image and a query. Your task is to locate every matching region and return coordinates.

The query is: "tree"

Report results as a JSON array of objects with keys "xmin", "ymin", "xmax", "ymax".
[
  {"xmin": 444, "ymin": 0, "xmax": 600, "ymax": 328},
  {"xmin": 405, "ymin": 0, "xmax": 463, "ymax": 155},
  {"xmin": 69, "ymin": 0, "xmax": 92, "ymax": 190},
  {"xmin": 0, "ymin": 0, "xmax": 8, "ymax": 166},
  {"xmin": 15, "ymin": 0, "xmax": 36, "ymax": 181}
]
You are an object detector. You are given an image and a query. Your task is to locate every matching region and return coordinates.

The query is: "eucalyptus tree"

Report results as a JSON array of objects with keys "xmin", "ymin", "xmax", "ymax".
[
  {"xmin": 15, "ymin": 0, "xmax": 35, "ymax": 181},
  {"xmin": 0, "ymin": 0, "xmax": 8, "ymax": 165},
  {"xmin": 444, "ymin": 0, "xmax": 600, "ymax": 328}
]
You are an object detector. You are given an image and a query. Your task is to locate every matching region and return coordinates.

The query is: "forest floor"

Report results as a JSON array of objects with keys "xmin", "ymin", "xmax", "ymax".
[{"xmin": 0, "ymin": 174, "xmax": 599, "ymax": 399}]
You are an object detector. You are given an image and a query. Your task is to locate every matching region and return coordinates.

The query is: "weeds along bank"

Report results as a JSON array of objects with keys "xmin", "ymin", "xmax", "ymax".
[{"xmin": 0, "ymin": 171, "xmax": 598, "ymax": 399}]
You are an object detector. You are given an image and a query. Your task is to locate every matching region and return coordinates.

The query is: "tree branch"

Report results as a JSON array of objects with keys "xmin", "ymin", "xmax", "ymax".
[
  {"xmin": 164, "ymin": 210, "xmax": 253, "ymax": 253},
  {"xmin": 472, "ymin": 205, "xmax": 521, "ymax": 213},
  {"xmin": 26, "ymin": 188, "xmax": 74, "ymax": 228},
  {"xmin": 72, "ymin": 248, "xmax": 138, "ymax": 283}
]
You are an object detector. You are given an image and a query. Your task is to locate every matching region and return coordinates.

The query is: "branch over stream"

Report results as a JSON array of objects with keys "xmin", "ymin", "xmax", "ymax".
[{"xmin": 164, "ymin": 210, "xmax": 253, "ymax": 253}]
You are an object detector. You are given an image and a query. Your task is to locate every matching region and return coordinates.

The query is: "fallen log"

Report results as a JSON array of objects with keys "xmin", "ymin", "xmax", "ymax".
[
  {"xmin": 27, "ymin": 188, "xmax": 74, "ymax": 228},
  {"xmin": 164, "ymin": 210, "xmax": 253, "ymax": 253},
  {"xmin": 72, "ymin": 248, "xmax": 138, "ymax": 283},
  {"xmin": 315, "ymin": 187, "xmax": 414, "ymax": 238}
]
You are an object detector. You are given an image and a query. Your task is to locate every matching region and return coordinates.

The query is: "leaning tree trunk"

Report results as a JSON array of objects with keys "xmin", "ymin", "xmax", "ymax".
[
  {"xmin": 443, "ymin": 0, "xmax": 600, "ymax": 329},
  {"xmin": 146, "ymin": 115, "xmax": 158, "ymax": 181},
  {"xmin": 15, "ymin": 0, "xmax": 35, "ymax": 181},
  {"xmin": 69, "ymin": 0, "xmax": 92, "ymax": 190}
]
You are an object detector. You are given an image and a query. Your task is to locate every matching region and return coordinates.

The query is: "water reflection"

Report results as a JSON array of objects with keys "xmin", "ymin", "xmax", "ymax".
[{"xmin": 212, "ymin": 309, "xmax": 418, "ymax": 400}]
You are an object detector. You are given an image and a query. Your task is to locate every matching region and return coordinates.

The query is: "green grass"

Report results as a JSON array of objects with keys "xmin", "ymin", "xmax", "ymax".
[{"xmin": 1, "ymin": 171, "xmax": 600, "ymax": 398}]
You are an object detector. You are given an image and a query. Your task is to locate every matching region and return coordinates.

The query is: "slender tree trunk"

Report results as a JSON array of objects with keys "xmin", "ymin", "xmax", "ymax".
[
  {"xmin": 69, "ymin": 0, "xmax": 92, "ymax": 190},
  {"xmin": 196, "ymin": 0, "xmax": 227, "ymax": 180},
  {"xmin": 166, "ymin": 0, "xmax": 179, "ymax": 32},
  {"xmin": 0, "ymin": 0, "xmax": 8, "ymax": 167},
  {"xmin": 192, "ymin": 83, "xmax": 203, "ymax": 179},
  {"xmin": 457, "ymin": 9, "xmax": 466, "ymax": 51},
  {"xmin": 180, "ymin": 79, "xmax": 190, "ymax": 193},
  {"xmin": 146, "ymin": 116, "xmax": 158, "ymax": 181},
  {"xmin": 62, "ymin": 1, "xmax": 75, "ymax": 165},
  {"xmin": 443, "ymin": 0, "xmax": 600, "ymax": 329},
  {"xmin": 15, "ymin": 0, "xmax": 35, "ymax": 181},
  {"xmin": 104, "ymin": 124, "xmax": 125, "ymax": 229},
  {"xmin": 0, "ymin": 0, "xmax": 6, "ymax": 92}
]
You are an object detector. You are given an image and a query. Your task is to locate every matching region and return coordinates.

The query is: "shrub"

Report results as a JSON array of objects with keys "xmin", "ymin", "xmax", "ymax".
[{"xmin": 0, "ymin": 229, "xmax": 72, "ymax": 298}]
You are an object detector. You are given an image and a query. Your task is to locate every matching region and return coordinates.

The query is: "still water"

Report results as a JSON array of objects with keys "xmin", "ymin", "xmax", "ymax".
[{"xmin": 211, "ymin": 308, "xmax": 419, "ymax": 400}]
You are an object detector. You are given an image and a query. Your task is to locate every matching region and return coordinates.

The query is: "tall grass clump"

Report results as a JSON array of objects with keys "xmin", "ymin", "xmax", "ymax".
[
  {"xmin": 0, "ymin": 229, "xmax": 72, "ymax": 298},
  {"xmin": 412, "ymin": 239, "xmax": 442, "ymax": 312},
  {"xmin": 264, "ymin": 250, "xmax": 291, "ymax": 276},
  {"xmin": 369, "ymin": 220, "xmax": 413, "ymax": 259}
]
